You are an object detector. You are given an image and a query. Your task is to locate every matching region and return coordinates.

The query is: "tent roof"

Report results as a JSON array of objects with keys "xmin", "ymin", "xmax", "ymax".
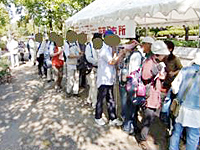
[{"xmin": 66, "ymin": 0, "xmax": 200, "ymax": 27}]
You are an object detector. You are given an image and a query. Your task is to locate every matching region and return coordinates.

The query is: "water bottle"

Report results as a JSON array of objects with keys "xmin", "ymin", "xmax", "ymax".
[
  {"xmin": 121, "ymin": 68, "xmax": 128, "ymax": 83},
  {"xmin": 133, "ymin": 86, "xmax": 138, "ymax": 98}
]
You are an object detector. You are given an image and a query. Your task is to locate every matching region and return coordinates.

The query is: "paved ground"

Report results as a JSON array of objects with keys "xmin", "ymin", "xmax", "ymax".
[{"xmin": 0, "ymin": 61, "xmax": 198, "ymax": 150}]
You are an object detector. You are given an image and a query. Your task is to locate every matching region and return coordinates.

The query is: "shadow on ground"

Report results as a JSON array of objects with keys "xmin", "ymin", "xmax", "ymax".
[{"xmin": 0, "ymin": 63, "xmax": 140, "ymax": 150}]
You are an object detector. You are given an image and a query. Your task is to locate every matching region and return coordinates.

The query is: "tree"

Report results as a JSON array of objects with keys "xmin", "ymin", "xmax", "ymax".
[
  {"xmin": 0, "ymin": 2, "xmax": 10, "ymax": 36},
  {"xmin": 14, "ymin": 0, "xmax": 94, "ymax": 33}
]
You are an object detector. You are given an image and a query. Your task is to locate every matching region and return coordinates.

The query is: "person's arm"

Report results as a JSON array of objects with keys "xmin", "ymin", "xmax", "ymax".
[
  {"xmin": 85, "ymin": 43, "xmax": 97, "ymax": 65},
  {"xmin": 52, "ymin": 47, "xmax": 63, "ymax": 57},
  {"xmin": 129, "ymin": 52, "xmax": 142, "ymax": 73},
  {"xmin": 108, "ymin": 50, "xmax": 125, "ymax": 65},
  {"xmin": 49, "ymin": 43, "xmax": 55, "ymax": 57},
  {"xmin": 50, "ymin": 44, "xmax": 62, "ymax": 57},
  {"xmin": 169, "ymin": 57, "xmax": 183, "ymax": 76},
  {"xmin": 171, "ymin": 70, "xmax": 183, "ymax": 94}
]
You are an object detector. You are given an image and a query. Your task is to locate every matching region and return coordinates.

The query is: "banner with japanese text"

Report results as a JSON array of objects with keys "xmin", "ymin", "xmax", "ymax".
[{"xmin": 73, "ymin": 20, "xmax": 136, "ymax": 38}]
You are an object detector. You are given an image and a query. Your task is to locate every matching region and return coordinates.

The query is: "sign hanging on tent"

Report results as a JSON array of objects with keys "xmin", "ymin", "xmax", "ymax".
[{"xmin": 73, "ymin": 20, "xmax": 136, "ymax": 38}]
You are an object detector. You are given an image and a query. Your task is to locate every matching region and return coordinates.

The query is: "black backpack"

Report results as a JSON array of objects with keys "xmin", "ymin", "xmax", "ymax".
[{"xmin": 77, "ymin": 43, "xmax": 94, "ymax": 75}]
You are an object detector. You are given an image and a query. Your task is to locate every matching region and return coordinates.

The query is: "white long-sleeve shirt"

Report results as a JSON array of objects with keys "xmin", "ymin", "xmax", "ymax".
[
  {"xmin": 37, "ymin": 41, "xmax": 46, "ymax": 57},
  {"xmin": 8, "ymin": 39, "xmax": 18, "ymax": 54},
  {"xmin": 85, "ymin": 42, "xmax": 98, "ymax": 66},
  {"xmin": 97, "ymin": 43, "xmax": 116, "ymax": 88}
]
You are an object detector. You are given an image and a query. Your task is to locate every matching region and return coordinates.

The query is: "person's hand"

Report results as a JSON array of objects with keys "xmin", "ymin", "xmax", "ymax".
[
  {"xmin": 159, "ymin": 72, "xmax": 166, "ymax": 80},
  {"xmin": 58, "ymin": 49, "xmax": 63, "ymax": 54},
  {"xmin": 157, "ymin": 62, "xmax": 165, "ymax": 72},
  {"xmin": 79, "ymin": 51, "xmax": 84, "ymax": 55},
  {"xmin": 169, "ymin": 71, "xmax": 175, "ymax": 76},
  {"xmin": 118, "ymin": 50, "xmax": 125, "ymax": 58}
]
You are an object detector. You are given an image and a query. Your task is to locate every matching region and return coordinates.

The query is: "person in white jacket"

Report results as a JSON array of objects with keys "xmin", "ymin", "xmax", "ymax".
[
  {"xmin": 85, "ymin": 33, "xmax": 101, "ymax": 108},
  {"xmin": 28, "ymin": 36, "xmax": 36, "ymax": 66},
  {"xmin": 7, "ymin": 36, "xmax": 19, "ymax": 68},
  {"xmin": 64, "ymin": 39, "xmax": 81, "ymax": 96}
]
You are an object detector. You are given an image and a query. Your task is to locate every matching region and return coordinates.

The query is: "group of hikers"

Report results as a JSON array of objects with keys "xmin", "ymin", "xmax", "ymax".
[
  {"xmin": 7, "ymin": 30, "xmax": 200, "ymax": 150},
  {"xmin": 6, "ymin": 34, "xmax": 38, "ymax": 68}
]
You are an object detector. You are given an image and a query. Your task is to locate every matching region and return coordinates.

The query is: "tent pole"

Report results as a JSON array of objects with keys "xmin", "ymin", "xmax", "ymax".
[
  {"xmin": 145, "ymin": 15, "xmax": 147, "ymax": 36},
  {"xmin": 199, "ymin": 18, "xmax": 200, "ymax": 49}
]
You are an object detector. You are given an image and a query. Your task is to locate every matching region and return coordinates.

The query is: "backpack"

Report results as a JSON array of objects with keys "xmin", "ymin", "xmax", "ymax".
[
  {"xmin": 124, "ymin": 50, "xmax": 146, "ymax": 97},
  {"xmin": 76, "ymin": 43, "xmax": 93, "ymax": 75},
  {"xmin": 66, "ymin": 41, "xmax": 80, "ymax": 65}
]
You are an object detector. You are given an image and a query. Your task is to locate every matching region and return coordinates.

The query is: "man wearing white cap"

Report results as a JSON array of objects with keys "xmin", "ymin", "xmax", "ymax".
[
  {"xmin": 138, "ymin": 40, "xmax": 170, "ymax": 149},
  {"xmin": 141, "ymin": 36, "xmax": 155, "ymax": 59},
  {"xmin": 169, "ymin": 52, "xmax": 200, "ymax": 150}
]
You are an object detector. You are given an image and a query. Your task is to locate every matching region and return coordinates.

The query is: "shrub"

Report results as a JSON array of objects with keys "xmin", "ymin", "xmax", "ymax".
[{"xmin": 0, "ymin": 56, "xmax": 11, "ymax": 83}]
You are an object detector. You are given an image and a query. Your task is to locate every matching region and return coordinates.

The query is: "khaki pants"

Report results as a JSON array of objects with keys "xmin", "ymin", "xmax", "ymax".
[
  {"xmin": 86, "ymin": 68, "xmax": 97, "ymax": 107},
  {"xmin": 52, "ymin": 66, "xmax": 63, "ymax": 89},
  {"xmin": 10, "ymin": 54, "xmax": 19, "ymax": 68},
  {"xmin": 66, "ymin": 66, "xmax": 79, "ymax": 95},
  {"xmin": 30, "ymin": 48, "xmax": 36, "ymax": 65}
]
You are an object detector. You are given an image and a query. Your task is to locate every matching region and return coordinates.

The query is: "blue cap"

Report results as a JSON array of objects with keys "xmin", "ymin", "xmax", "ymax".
[{"xmin": 104, "ymin": 30, "xmax": 114, "ymax": 38}]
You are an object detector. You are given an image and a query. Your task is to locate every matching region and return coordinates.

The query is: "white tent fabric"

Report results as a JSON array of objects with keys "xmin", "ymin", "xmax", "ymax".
[{"xmin": 65, "ymin": 0, "xmax": 200, "ymax": 27}]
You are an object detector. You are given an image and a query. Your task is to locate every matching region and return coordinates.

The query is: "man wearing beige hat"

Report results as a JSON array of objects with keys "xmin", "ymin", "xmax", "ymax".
[
  {"xmin": 169, "ymin": 52, "xmax": 200, "ymax": 150},
  {"xmin": 141, "ymin": 36, "xmax": 155, "ymax": 59}
]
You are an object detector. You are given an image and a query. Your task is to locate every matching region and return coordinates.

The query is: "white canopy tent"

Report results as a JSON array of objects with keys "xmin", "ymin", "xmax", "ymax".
[{"xmin": 65, "ymin": 0, "xmax": 200, "ymax": 28}]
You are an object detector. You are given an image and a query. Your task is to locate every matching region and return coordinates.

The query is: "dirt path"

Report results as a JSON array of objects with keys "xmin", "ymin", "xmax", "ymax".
[{"xmin": 0, "ymin": 62, "xmax": 181, "ymax": 150}]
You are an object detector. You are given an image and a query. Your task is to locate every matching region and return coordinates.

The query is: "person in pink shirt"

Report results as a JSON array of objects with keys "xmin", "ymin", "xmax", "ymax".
[{"xmin": 138, "ymin": 40, "xmax": 170, "ymax": 150}]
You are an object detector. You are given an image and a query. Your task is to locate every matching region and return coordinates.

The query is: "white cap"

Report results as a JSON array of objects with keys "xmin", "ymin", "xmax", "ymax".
[
  {"xmin": 142, "ymin": 36, "xmax": 155, "ymax": 44},
  {"xmin": 151, "ymin": 40, "xmax": 170, "ymax": 55},
  {"xmin": 191, "ymin": 52, "xmax": 200, "ymax": 65}
]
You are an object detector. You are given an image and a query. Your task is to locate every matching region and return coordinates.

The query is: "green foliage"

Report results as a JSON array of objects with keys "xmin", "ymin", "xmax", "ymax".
[
  {"xmin": 0, "ymin": 56, "xmax": 10, "ymax": 81},
  {"xmin": 0, "ymin": 40, "xmax": 7, "ymax": 49},
  {"xmin": 189, "ymin": 29, "xmax": 199, "ymax": 35},
  {"xmin": 165, "ymin": 39, "xmax": 199, "ymax": 48},
  {"xmin": 0, "ymin": 3, "xmax": 10, "ymax": 36},
  {"xmin": 13, "ymin": 0, "xmax": 95, "ymax": 33},
  {"xmin": 157, "ymin": 26, "xmax": 199, "ymax": 37}
]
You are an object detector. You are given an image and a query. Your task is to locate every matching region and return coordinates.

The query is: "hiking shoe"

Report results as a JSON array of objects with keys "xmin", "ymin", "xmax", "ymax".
[
  {"xmin": 109, "ymin": 118, "xmax": 123, "ymax": 126},
  {"xmin": 95, "ymin": 118, "xmax": 106, "ymax": 126}
]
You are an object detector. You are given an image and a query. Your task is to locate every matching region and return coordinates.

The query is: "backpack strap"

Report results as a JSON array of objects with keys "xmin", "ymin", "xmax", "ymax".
[
  {"xmin": 38, "ymin": 43, "xmax": 41, "ymax": 50},
  {"xmin": 89, "ymin": 42, "xmax": 93, "ymax": 58}
]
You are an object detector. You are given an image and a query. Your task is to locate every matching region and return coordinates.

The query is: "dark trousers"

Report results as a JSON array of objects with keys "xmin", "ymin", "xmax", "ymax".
[
  {"xmin": 140, "ymin": 107, "xmax": 156, "ymax": 141},
  {"xmin": 95, "ymin": 85, "xmax": 117, "ymax": 120},
  {"xmin": 79, "ymin": 70, "xmax": 87, "ymax": 88},
  {"xmin": 119, "ymin": 85, "xmax": 127, "ymax": 119},
  {"xmin": 37, "ymin": 54, "xmax": 47, "ymax": 77},
  {"xmin": 123, "ymin": 91, "xmax": 142, "ymax": 133},
  {"xmin": 20, "ymin": 53, "xmax": 25, "ymax": 62}
]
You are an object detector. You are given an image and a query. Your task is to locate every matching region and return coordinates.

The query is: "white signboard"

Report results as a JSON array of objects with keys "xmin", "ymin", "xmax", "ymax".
[{"xmin": 73, "ymin": 20, "xmax": 136, "ymax": 38}]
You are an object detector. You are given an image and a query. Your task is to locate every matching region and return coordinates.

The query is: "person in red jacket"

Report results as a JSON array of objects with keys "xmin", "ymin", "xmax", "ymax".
[{"xmin": 51, "ymin": 42, "xmax": 64, "ymax": 92}]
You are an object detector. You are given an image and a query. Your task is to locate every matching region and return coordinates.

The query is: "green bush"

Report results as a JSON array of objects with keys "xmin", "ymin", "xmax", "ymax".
[
  {"xmin": 0, "ymin": 57, "xmax": 10, "ymax": 79},
  {"xmin": 171, "ymin": 39, "xmax": 198, "ymax": 47},
  {"xmin": 0, "ymin": 40, "xmax": 6, "ymax": 50},
  {"xmin": 189, "ymin": 29, "xmax": 199, "ymax": 35},
  {"xmin": 157, "ymin": 29, "xmax": 198, "ymax": 37}
]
